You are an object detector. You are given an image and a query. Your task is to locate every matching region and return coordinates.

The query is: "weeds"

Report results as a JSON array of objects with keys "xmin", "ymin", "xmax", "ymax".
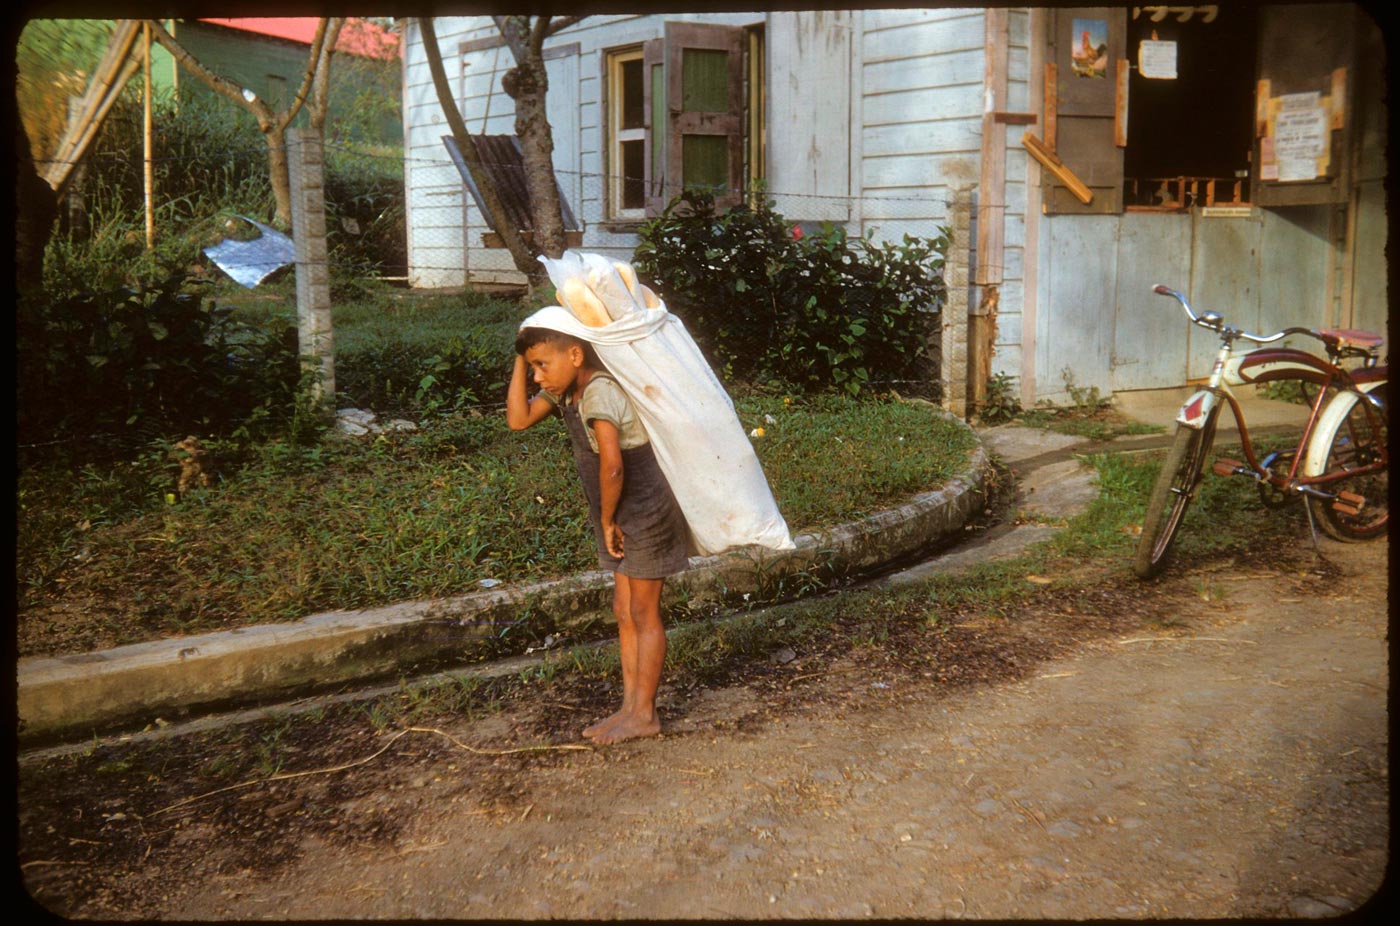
[
  {"xmin": 1018, "ymin": 369, "xmax": 1163, "ymax": 442},
  {"xmin": 979, "ymin": 371, "xmax": 1023, "ymax": 424},
  {"xmin": 19, "ymin": 392, "xmax": 974, "ymax": 653}
]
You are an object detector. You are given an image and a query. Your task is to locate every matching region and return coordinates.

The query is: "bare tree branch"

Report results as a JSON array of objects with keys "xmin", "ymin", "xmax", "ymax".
[
  {"xmin": 145, "ymin": 20, "xmax": 275, "ymax": 129},
  {"xmin": 309, "ymin": 18, "xmax": 344, "ymax": 133},
  {"xmin": 492, "ymin": 16, "xmax": 529, "ymax": 61},
  {"xmin": 276, "ymin": 18, "xmax": 330, "ymax": 131},
  {"xmin": 144, "ymin": 18, "xmax": 342, "ymax": 227},
  {"xmin": 544, "ymin": 17, "xmax": 582, "ymax": 37}
]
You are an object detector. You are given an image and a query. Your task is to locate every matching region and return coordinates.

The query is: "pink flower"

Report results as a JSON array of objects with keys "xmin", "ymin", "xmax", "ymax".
[{"xmin": 791, "ymin": 225, "xmax": 803, "ymax": 240}]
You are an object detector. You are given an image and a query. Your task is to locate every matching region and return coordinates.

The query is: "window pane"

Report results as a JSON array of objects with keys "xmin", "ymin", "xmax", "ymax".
[
  {"xmin": 620, "ymin": 58, "xmax": 644, "ymax": 130},
  {"xmin": 621, "ymin": 139, "xmax": 645, "ymax": 209},
  {"xmin": 682, "ymin": 134, "xmax": 728, "ymax": 191},
  {"xmin": 682, "ymin": 48, "xmax": 728, "ymax": 112}
]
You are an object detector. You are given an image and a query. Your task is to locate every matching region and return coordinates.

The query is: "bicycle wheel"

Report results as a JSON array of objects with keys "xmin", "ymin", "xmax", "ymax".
[
  {"xmin": 1306, "ymin": 382, "xmax": 1387, "ymax": 541},
  {"xmin": 1134, "ymin": 414, "xmax": 1218, "ymax": 579}
]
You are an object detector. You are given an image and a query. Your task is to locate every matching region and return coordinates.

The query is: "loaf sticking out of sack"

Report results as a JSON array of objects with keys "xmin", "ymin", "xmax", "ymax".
[
  {"xmin": 540, "ymin": 251, "xmax": 662, "ymax": 326},
  {"xmin": 579, "ymin": 252, "xmax": 643, "ymax": 320},
  {"xmin": 558, "ymin": 277, "xmax": 612, "ymax": 327},
  {"xmin": 613, "ymin": 260, "xmax": 663, "ymax": 309}
]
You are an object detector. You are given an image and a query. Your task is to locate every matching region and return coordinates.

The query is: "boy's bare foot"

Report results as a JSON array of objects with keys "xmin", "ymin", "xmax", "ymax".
[
  {"xmin": 582, "ymin": 711, "xmax": 625, "ymax": 740},
  {"xmin": 590, "ymin": 713, "xmax": 660, "ymax": 745}
]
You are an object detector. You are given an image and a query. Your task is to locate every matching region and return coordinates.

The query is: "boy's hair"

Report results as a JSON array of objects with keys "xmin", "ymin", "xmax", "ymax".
[{"xmin": 516, "ymin": 327, "xmax": 603, "ymax": 368}]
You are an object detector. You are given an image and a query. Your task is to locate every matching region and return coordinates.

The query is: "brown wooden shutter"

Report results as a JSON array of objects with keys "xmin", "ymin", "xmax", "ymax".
[
  {"xmin": 660, "ymin": 21, "xmax": 745, "ymax": 212},
  {"xmin": 1251, "ymin": 4, "xmax": 1361, "ymax": 207},
  {"xmin": 1042, "ymin": 7, "xmax": 1126, "ymax": 214},
  {"xmin": 642, "ymin": 38, "xmax": 666, "ymax": 215}
]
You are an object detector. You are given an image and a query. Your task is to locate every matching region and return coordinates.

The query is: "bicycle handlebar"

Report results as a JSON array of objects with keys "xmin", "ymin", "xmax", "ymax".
[{"xmin": 1151, "ymin": 283, "xmax": 1294, "ymax": 345}]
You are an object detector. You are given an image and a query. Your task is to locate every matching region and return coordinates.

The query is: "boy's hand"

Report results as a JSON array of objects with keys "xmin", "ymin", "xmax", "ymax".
[{"xmin": 603, "ymin": 521, "xmax": 625, "ymax": 560}]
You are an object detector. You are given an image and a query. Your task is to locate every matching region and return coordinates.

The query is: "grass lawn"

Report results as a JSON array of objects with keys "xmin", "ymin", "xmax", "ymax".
[{"xmin": 17, "ymin": 390, "xmax": 976, "ymax": 657}]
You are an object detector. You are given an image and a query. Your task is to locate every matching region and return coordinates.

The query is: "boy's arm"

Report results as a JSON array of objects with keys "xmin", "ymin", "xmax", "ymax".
[
  {"xmin": 593, "ymin": 418, "xmax": 626, "ymax": 559},
  {"xmin": 505, "ymin": 355, "xmax": 556, "ymax": 430}
]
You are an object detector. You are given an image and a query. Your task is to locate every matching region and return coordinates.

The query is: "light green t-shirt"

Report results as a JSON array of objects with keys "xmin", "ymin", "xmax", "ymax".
[{"xmin": 543, "ymin": 375, "xmax": 650, "ymax": 453}]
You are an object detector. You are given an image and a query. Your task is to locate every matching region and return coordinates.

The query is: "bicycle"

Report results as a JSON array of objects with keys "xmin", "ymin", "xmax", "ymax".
[{"xmin": 1133, "ymin": 284, "xmax": 1387, "ymax": 579}]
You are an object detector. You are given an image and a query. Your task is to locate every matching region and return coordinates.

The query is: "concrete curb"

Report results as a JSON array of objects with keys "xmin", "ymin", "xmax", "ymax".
[{"xmin": 17, "ymin": 422, "xmax": 989, "ymax": 746}]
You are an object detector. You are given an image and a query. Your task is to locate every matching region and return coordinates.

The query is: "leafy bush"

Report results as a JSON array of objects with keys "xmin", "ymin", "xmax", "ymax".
[
  {"xmin": 633, "ymin": 190, "xmax": 947, "ymax": 394},
  {"xmin": 17, "ymin": 273, "xmax": 300, "ymax": 461}
]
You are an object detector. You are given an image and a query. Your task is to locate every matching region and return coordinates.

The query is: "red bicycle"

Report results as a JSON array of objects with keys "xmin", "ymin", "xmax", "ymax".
[{"xmin": 1134, "ymin": 285, "xmax": 1387, "ymax": 579}]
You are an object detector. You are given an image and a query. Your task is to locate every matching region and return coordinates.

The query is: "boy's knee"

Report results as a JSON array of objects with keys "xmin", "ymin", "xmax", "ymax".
[{"xmin": 627, "ymin": 598, "xmax": 662, "ymax": 628}]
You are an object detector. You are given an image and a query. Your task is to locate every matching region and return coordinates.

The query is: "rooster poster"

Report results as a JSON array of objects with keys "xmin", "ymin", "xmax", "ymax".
[{"xmin": 1071, "ymin": 18, "xmax": 1108, "ymax": 78}]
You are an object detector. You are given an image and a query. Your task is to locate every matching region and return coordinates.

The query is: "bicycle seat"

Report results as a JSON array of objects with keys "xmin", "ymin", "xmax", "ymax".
[{"xmin": 1316, "ymin": 328, "xmax": 1384, "ymax": 354}]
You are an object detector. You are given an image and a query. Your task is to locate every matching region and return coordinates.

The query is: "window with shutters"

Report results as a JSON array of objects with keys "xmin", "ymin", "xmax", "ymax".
[{"xmin": 603, "ymin": 21, "xmax": 762, "ymax": 223}]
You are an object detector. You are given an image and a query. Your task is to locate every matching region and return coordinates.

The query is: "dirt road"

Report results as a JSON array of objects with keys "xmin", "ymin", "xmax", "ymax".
[{"xmin": 21, "ymin": 532, "xmax": 1387, "ymax": 920}]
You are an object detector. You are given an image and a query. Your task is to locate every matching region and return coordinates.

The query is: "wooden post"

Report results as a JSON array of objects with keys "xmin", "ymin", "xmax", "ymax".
[
  {"xmin": 287, "ymin": 127, "xmax": 335, "ymax": 401},
  {"xmin": 941, "ymin": 185, "xmax": 975, "ymax": 419},
  {"xmin": 143, "ymin": 21, "xmax": 154, "ymax": 250},
  {"xmin": 970, "ymin": 7, "xmax": 1009, "ymax": 419}
]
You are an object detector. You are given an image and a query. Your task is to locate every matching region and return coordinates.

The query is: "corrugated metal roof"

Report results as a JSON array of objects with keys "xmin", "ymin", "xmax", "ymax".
[
  {"xmin": 442, "ymin": 134, "xmax": 580, "ymax": 234},
  {"xmin": 196, "ymin": 18, "xmax": 398, "ymax": 59}
]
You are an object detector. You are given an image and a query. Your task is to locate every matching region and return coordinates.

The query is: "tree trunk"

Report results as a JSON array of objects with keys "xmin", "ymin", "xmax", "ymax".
[
  {"xmin": 418, "ymin": 17, "xmax": 543, "ymax": 286},
  {"xmin": 265, "ymin": 124, "xmax": 293, "ymax": 230},
  {"xmin": 501, "ymin": 19, "xmax": 567, "ymax": 258}
]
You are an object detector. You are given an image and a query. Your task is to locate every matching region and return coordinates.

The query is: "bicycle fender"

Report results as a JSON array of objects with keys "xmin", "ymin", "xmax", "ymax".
[
  {"xmin": 1176, "ymin": 389, "xmax": 1217, "ymax": 430},
  {"xmin": 1302, "ymin": 379, "xmax": 1385, "ymax": 476}
]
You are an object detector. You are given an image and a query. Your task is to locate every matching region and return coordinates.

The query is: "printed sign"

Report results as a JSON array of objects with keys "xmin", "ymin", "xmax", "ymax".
[
  {"xmin": 1138, "ymin": 39, "xmax": 1177, "ymax": 79},
  {"xmin": 1259, "ymin": 90, "xmax": 1333, "ymax": 183}
]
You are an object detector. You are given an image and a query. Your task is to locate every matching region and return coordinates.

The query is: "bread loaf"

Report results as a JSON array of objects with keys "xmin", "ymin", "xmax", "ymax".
[
  {"xmin": 614, "ymin": 262, "xmax": 640, "ymax": 299},
  {"xmin": 559, "ymin": 277, "xmax": 612, "ymax": 327}
]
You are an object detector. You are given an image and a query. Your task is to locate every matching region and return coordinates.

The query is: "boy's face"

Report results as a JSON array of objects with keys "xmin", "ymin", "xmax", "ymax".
[{"xmin": 524, "ymin": 341, "xmax": 584, "ymax": 395}]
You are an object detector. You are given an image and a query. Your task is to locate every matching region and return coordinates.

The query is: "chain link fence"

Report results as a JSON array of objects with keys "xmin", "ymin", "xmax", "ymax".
[
  {"xmin": 395, "ymin": 142, "xmax": 963, "ymax": 401},
  {"xmin": 22, "ymin": 134, "xmax": 975, "ymax": 460}
]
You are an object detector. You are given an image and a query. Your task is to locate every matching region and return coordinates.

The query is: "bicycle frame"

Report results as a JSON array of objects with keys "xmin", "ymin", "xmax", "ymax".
[
  {"xmin": 1135, "ymin": 283, "xmax": 1386, "ymax": 578},
  {"xmin": 1174, "ymin": 333, "xmax": 1386, "ymax": 503}
]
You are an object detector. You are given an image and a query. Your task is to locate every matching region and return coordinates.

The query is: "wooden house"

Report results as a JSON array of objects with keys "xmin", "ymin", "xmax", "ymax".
[{"xmin": 400, "ymin": 7, "xmax": 1386, "ymax": 404}]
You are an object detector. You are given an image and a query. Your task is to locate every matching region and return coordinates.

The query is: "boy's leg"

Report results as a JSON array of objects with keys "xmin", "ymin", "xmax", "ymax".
[
  {"xmin": 584, "ymin": 574, "xmax": 637, "ymax": 739},
  {"xmin": 592, "ymin": 576, "xmax": 665, "ymax": 744}
]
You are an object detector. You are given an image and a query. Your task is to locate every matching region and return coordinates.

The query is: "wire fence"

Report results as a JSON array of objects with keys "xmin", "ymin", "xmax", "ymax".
[{"xmin": 23, "ymin": 137, "xmax": 982, "ymax": 458}]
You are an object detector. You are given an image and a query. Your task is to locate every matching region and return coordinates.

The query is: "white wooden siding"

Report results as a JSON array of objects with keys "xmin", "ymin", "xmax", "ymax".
[{"xmin": 765, "ymin": 11, "xmax": 853, "ymax": 222}]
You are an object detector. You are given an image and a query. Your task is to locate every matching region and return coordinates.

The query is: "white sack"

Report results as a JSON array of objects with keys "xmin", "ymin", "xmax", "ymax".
[{"xmin": 524, "ymin": 254, "xmax": 795, "ymax": 556}]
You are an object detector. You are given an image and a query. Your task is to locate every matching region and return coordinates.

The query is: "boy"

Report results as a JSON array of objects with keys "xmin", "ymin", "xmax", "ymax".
[{"xmin": 506, "ymin": 328, "xmax": 689, "ymax": 744}]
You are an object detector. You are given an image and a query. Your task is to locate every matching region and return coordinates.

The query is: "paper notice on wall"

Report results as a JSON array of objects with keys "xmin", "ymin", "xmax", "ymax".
[
  {"xmin": 1138, "ymin": 40, "xmax": 1177, "ymax": 79},
  {"xmin": 1272, "ymin": 92, "xmax": 1329, "ymax": 181}
]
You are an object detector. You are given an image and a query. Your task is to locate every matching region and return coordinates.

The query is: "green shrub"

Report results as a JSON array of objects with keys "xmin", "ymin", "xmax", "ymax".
[
  {"xmin": 17, "ymin": 273, "xmax": 300, "ymax": 461},
  {"xmin": 632, "ymin": 190, "xmax": 947, "ymax": 394}
]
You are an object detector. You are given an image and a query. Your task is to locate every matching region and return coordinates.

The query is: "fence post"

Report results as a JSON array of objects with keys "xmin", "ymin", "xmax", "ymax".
[
  {"xmin": 940, "ymin": 184, "xmax": 975, "ymax": 418},
  {"xmin": 287, "ymin": 127, "xmax": 335, "ymax": 401}
]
